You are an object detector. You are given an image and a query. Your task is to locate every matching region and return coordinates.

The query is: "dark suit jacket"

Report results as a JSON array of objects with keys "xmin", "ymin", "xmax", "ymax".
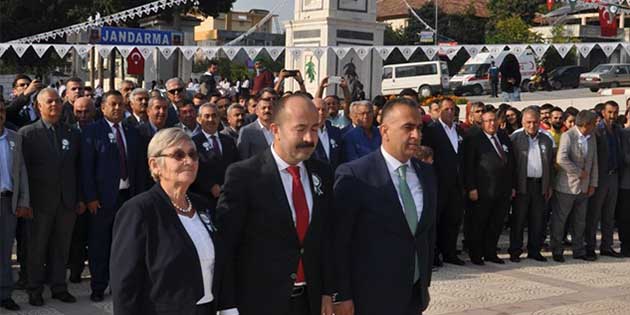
[
  {"xmin": 110, "ymin": 184, "xmax": 233, "ymax": 315},
  {"xmin": 61, "ymin": 101, "xmax": 76, "ymax": 126},
  {"xmin": 236, "ymin": 121, "xmax": 270, "ymax": 160},
  {"xmin": 191, "ymin": 132, "xmax": 239, "ymax": 209},
  {"xmin": 464, "ymin": 130, "xmax": 515, "ymax": 199},
  {"xmin": 593, "ymin": 122, "xmax": 623, "ymax": 176},
  {"xmin": 216, "ymin": 149, "xmax": 333, "ymax": 315},
  {"xmin": 422, "ymin": 120, "xmax": 465, "ymax": 191},
  {"xmin": 166, "ymin": 104, "xmax": 179, "ymax": 128},
  {"xmin": 220, "ymin": 126, "xmax": 240, "ymax": 143},
  {"xmin": 332, "ymin": 150, "xmax": 437, "ymax": 315},
  {"xmin": 122, "ymin": 115, "xmax": 142, "ymax": 129},
  {"xmin": 6, "ymin": 93, "xmax": 38, "ymax": 127},
  {"xmin": 312, "ymin": 121, "xmax": 344, "ymax": 171},
  {"xmin": 80, "ymin": 118, "xmax": 147, "ymax": 210},
  {"xmin": 19, "ymin": 120, "xmax": 81, "ymax": 212}
]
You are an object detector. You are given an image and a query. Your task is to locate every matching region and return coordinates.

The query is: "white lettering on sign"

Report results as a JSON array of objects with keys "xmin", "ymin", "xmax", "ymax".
[{"xmin": 101, "ymin": 28, "xmax": 171, "ymax": 45}]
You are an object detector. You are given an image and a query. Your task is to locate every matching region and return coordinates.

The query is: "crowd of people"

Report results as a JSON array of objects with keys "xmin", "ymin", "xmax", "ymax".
[{"xmin": 1, "ymin": 59, "xmax": 630, "ymax": 315}]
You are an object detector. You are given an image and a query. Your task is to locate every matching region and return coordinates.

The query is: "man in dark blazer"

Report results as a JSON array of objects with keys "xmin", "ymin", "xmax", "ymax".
[
  {"xmin": 191, "ymin": 104, "xmax": 238, "ymax": 209},
  {"xmin": 237, "ymin": 97, "xmax": 274, "ymax": 160},
  {"xmin": 333, "ymin": 98, "xmax": 436, "ymax": 315},
  {"xmin": 312, "ymin": 98, "xmax": 343, "ymax": 170},
  {"xmin": 508, "ymin": 108, "xmax": 554, "ymax": 262},
  {"xmin": 217, "ymin": 95, "xmax": 334, "ymax": 315},
  {"xmin": 6, "ymin": 74, "xmax": 41, "ymax": 128},
  {"xmin": 19, "ymin": 88, "xmax": 82, "ymax": 306},
  {"xmin": 60, "ymin": 77, "xmax": 84, "ymax": 126},
  {"xmin": 464, "ymin": 109, "xmax": 515, "ymax": 265},
  {"xmin": 122, "ymin": 88, "xmax": 149, "ymax": 129},
  {"xmin": 138, "ymin": 96, "xmax": 170, "ymax": 144},
  {"xmin": 80, "ymin": 90, "xmax": 147, "ymax": 302},
  {"xmin": 422, "ymin": 98, "xmax": 466, "ymax": 266}
]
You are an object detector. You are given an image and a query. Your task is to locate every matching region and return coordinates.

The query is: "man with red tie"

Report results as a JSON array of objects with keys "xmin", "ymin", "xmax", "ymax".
[{"xmin": 217, "ymin": 94, "xmax": 334, "ymax": 315}]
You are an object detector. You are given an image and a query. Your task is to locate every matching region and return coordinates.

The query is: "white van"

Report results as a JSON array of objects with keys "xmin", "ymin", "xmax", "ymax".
[
  {"xmin": 381, "ymin": 61, "xmax": 450, "ymax": 97},
  {"xmin": 450, "ymin": 50, "xmax": 536, "ymax": 96}
]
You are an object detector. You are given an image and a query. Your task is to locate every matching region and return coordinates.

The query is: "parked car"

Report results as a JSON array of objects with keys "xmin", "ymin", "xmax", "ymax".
[
  {"xmin": 547, "ymin": 65, "xmax": 586, "ymax": 90},
  {"xmin": 580, "ymin": 63, "xmax": 630, "ymax": 92},
  {"xmin": 381, "ymin": 61, "xmax": 450, "ymax": 97}
]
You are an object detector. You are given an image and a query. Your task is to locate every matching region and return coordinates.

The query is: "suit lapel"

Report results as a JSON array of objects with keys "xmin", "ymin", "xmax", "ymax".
[
  {"xmin": 411, "ymin": 160, "xmax": 431, "ymax": 235},
  {"xmin": 7, "ymin": 131, "xmax": 18, "ymax": 183},
  {"xmin": 153, "ymin": 185, "xmax": 198, "ymax": 253},
  {"xmin": 303, "ymin": 160, "xmax": 321, "ymax": 241},
  {"xmin": 436, "ymin": 122, "xmax": 458, "ymax": 155},
  {"xmin": 374, "ymin": 151, "xmax": 413, "ymax": 239},
  {"xmin": 261, "ymin": 150, "xmax": 300, "ymax": 243}
]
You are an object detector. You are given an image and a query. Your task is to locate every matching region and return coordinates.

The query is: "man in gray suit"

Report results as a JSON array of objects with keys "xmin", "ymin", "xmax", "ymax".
[
  {"xmin": 550, "ymin": 110, "xmax": 598, "ymax": 263},
  {"xmin": 237, "ymin": 97, "xmax": 274, "ymax": 159},
  {"xmin": 508, "ymin": 107, "xmax": 554, "ymax": 263},
  {"xmin": 19, "ymin": 88, "xmax": 83, "ymax": 306},
  {"xmin": 0, "ymin": 100, "xmax": 30, "ymax": 311}
]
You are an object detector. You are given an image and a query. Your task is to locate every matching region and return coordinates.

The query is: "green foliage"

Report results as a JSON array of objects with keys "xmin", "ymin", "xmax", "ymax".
[
  {"xmin": 305, "ymin": 57, "xmax": 316, "ymax": 83},
  {"xmin": 487, "ymin": 0, "xmax": 542, "ymax": 24},
  {"xmin": 485, "ymin": 16, "xmax": 542, "ymax": 44}
]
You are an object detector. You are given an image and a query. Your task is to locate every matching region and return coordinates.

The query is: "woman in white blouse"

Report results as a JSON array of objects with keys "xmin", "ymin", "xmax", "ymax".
[{"xmin": 110, "ymin": 128, "xmax": 236, "ymax": 315}]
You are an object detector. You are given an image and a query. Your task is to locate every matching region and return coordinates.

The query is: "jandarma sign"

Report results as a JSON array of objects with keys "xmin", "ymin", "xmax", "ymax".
[{"xmin": 90, "ymin": 26, "xmax": 183, "ymax": 46}]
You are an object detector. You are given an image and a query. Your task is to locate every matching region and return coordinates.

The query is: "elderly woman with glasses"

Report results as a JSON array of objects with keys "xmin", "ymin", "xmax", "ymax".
[{"xmin": 110, "ymin": 128, "xmax": 235, "ymax": 315}]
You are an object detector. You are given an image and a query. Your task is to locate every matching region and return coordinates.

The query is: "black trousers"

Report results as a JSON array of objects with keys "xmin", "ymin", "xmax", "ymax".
[
  {"xmin": 617, "ymin": 188, "xmax": 630, "ymax": 253},
  {"xmin": 509, "ymin": 180, "xmax": 545, "ymax": 256},
  {"xmin": 436, "ymin": 184, "xmax": 464, "ymax": 258},
  {"xmin": 88, "ymin": 189, "xmax": 130, "ymax": 293},
  {"xmin": 68, "ymin": 211, "xmax": 89, "ymax": 277},
  {"xmin": 468, "ymin": 193, "xmax": 511, "ymax": 260},
  {"xmin": 195, "ymin": 302, "xmax": 216, "ymax": 315},
  {"xmin": 27, "ymin": 204, "xmax": 76, "ymax": 294},
  {"xmin": 290, "ymin": 286, "xmax": 311, "ymax": 315},
  {"xmin": 16, "ymin": 217, "xmax": 30, "ymax": 282}
]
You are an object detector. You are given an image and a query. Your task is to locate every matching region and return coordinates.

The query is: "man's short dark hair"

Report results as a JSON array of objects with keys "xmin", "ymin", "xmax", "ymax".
[
  {"xmin": 12, "ymin": 74, "xmax": 31, "ymax": 88},
  {"xmin": 540, "ymin": 103, "xmax": 554, "ymax": 111},
  {"xmin": 576, "ymin": 110, "xmax": 597, "ymax": 127},
  {"xmin": 66, "ymin": 77, "xmax": 83, "ymax": 86},
  {"xmin": 209, "ymin": 60, "xmax": 218, "ymax": 67},
  {"xmin": 256, "ymin": 87, "xmax": 278, "ymax": 101},
  {"xmin": 372, "ymin": 95, "xmax": 387, "ymax": 108},
  {"xmin": 483, "ymin": 104, "xmax": 496, "ymax": 113},
  {"xmin": 103, "ymin": 90, "xmax": 123, "ymax": 100},
  {"xmin": 594, "ymin": 103, "xmax": 605, "ymax": 113},
  {"xmin": 323, "ymin": 95, "xmax": 340, "ymax": 103},
  {"xmin": 84, "ymin": 86, "xmax": 94, "ymax": 92},
  {"xmin": 398, "ymin": 88, "xmax": 418, "ymax": 99},
  {"xmin": 551, "ymin": 106, "xmax": 563, "ymax": 115},
  {"xmin": 193, "ymin": 93, "xmax": 207, "ymax": 100},
  {"xmin": 604, "ymin": 100, "xmax": 619, "ymax": 108},
  {"xmin": 381, "ymin": 98, "xmax": 418, "ymax": 122}
]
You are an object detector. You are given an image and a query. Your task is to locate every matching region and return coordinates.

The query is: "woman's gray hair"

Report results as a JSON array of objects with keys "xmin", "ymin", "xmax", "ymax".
[{"xmin": 147, "ymin": 128, "xmax": 195, "ymax": 182}]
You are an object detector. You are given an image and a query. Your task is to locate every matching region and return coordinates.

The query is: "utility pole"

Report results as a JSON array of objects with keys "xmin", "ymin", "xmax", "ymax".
[{"xmin": 434, "ymin": 0, "xmax": 438, "ymax": 45}]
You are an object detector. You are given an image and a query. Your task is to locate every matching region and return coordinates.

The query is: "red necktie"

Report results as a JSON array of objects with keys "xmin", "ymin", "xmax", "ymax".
[{"xmin": 287, "ymin": 166, "xmax": 309, "ymax": 283}]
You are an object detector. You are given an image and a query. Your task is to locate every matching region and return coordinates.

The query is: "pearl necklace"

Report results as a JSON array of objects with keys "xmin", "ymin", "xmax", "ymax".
[{"xmin": 171, "ymin": 194, "xmax": 192, "ymax": 213}]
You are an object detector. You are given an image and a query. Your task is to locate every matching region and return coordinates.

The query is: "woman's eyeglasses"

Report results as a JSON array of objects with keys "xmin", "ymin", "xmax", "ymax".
[{"xmin": 156, "ymin": 149, "xmax": 199, "ymax": 162}]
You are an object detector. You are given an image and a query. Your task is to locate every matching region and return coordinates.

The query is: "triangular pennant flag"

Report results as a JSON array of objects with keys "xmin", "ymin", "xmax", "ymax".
[
  {"xmin": 53, "ymin": 44, "xmax": 72, "ymax": 58},
  {"xmin": 599, "ymin": 43, "xmax": 618, "ymax": 57},
  {"xmin": 288, "ymin": 47, "xmax": 305, "ymax": 60},
  {"xmin": 11, "ymin": 44, "xmax": 29, "ymax": 58},
  {"xmin": 508, "ymin": 44, "xmax": 528, "ymax": 56},
  {"xmin": 265, "ymin": 46, "xmax": 284, "ymax": 61},
  {"xmin": 0, "ymin": 44, "xmax": 8, "ymax": 58},
  {"xmin": 117, "ymin": 46, "xmax": 134, "ymax": 58},
  {"xmin": 310, "ymin": 47, "xmax": 326, "ymax": 59},
  {"xmin": 464, "ymin": 45, "xmax": 483, "ymax": 59},
  {"xmin": 530, "ymin": 44, "xmax": 550, "ymax": 58},
  {"xmin": 575, "ymin": 43, "xmax": 596, "ymax": 58},
  {"xmin": 623, "ymin": 43, "xmax": 630, "ymax": 57},
  {"xmin": 137, "ymin": 46, "xmax": 154, "ymax": 59},
  {"xmin": 374, "ymin": 46, "xmax": 395, "ymax": 60},
  {"xmin": 245, "ymin": 46, "xmax": 263, "ymax": 61},
  {"xmin": 420, "ymin": 46, "xmax": 438, "ymax": 60},
  {"xmin": 180, "ymin": 46, "xmax": 197, "ymax": 60},
  {"xmin": 74, "ymin": 45, "xmax": 92, "ymax": 59},
  {"xmin": 201, "ymin": 47, "xmax": 219, "ymax": 60},
  {"xmin": 398, "ymin": 46, "xmax": 417, "ymax": 60},
  {"xmin": 333, "ymin": 47, "xmax": 350, "ymax": 60},
  {"xmin": 352, "ymin": 46, "xmax": 370, "ymax": 60},
  {"xmin": 222, "ymin": 46, "xmax": 241, "ymax": 61},
  {"xmin": 553, "ymin": 43, "xmax": 574, "ymax": 58},
  {"xmin": 486, "ymin": 45, "xmax": 505, "ymax": 58},
  {"xmin": 440, "ymin": 46, "xmax": 461, "ymax": 60},
  {"xmin": 97, "ymin": 45, "xmax": 115, "ymax": 57},
  {"xmin": 32, "ymin": 44, "xmax": 50, "ymax": 58}
]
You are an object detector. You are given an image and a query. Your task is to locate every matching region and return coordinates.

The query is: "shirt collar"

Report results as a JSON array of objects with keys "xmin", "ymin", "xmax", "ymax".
[
  {"xmin": 439, "ymin": 118, "xmax": 455, "ymax": 131},
  {"xmin": 483, "ymin": 131, "xmax": 497, "ymax": 140},
  {"xmin": 104, "ymin": 118, "xmax": 119, "ymax": 129},
  {"xmin": 270, "ymin": 145, "xmax": 305, "ymax": 173},
  {"xmin": 380, "ymin": 146, "xmax": 410, "ymax": 175},
  {"xmin": 257, "ymin": 118, "xmax": 270, "ymax": 131},
  {"xmin": 202, "ymin": 129, "xmax": 219, "ymax": 139},
  {"xmin": 576, "ymin": 127, "xmax": 590, "ymax": 140}
]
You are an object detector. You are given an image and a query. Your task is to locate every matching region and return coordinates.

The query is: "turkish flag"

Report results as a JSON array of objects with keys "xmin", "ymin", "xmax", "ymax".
[
  {"xmin": 127, "ymin": 48, "xmax": 144, "ymax": 75},
  {"xmin": 547, "ymin": 0, "xmax": 554, "ymax": 11},
  {"xmin": 599, "ymin": 8, "xmax": 618, "ymax": 37}
]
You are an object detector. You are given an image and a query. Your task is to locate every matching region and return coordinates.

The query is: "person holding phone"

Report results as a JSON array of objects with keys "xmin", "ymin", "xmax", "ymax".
[{"xmin": 274, "ymin": 69, "xmax": 307, "ymax": 95}]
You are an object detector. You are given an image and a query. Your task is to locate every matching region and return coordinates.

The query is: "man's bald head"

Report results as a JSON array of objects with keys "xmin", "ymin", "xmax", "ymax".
[{"xmin": 273, "ymin": 94, "xmax": 318, "ymax": 125}]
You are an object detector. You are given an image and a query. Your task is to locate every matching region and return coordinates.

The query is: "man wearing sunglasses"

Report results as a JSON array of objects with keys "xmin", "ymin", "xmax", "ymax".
[
  {"xmin": 80, "ymin": 90, "xmax": 147, "ymax": 302},
  {"xmin": 164, "ymin": 78, "xmax": 186, "ymax": 128},
  {"xmin": 7, "ymin": 74, "xmax": 41, "ymax": 128}
]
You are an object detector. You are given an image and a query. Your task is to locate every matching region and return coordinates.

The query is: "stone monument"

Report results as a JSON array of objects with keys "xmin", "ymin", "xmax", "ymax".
[{"xmin": 284, "ymin": 0, "xmax": 385, "ymax": 99}]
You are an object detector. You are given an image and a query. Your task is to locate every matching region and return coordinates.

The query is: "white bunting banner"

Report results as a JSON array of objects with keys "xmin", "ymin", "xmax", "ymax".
[
  {"xmin": 398, "ymin": 46, "xmax": 417, "ymax": 61},
  {"xmin": 74, "ymin": 45, "xmax": 91, "ymax": 59},
  {"xmin": 599, "ymin": 42, "xmax": 618, "ymax": 57},
  {"xmin": 11, "ymin": 44, "xmax": 29, "ymax": 58},
  {"xmin": 287, "ymin": 47, "xmax": 304, "ymax": 60},
  {"xmin": 352, "ymin": 46, "xmax": 370, "ymax": 60},
  {"xmin": 374, "ymin": 46, "xmax": 396, "ymax": 60},
  {"xmin": 244, "ymin": 46, "xmax": 263, "ymax": 61},
  {"xmin": 576, "ymin": 43, "xmax": 596, "ymax": 58},
  {"xmin": 420, "ymin": 46, "xmax": 438, "ymax": 60},
  {"xmin": 222, "ymin": 46, "xmax": 241, "ymax": 61},
  {"xmin": 333, "ymin": 47, "xmax": 350, "ymax": 60},
  {"xmin": 310, "ymin": 47, "xmax": 326, "ymax": 60},
  {"xmin": 200, "ymin": 47, "xmax": 219, "ymax": 60},
  {"xmin": 116, "ymin": 46, "xmax": 134, "ymax": 58},
  {"xmin": 624, "ymin": 43, "xmax": 630, "ymax": 57},
  {"xmin": 508, "ymin": 44, "xmax": 528, "ymax": 56},
  {"xmin": 486, "ymin": 45, "xmax": 505, "ymax": 58},
  {"xmin": 97, "ymin": 45, "xmax": 116, "ymax": 58},
  {"xmin": 180, "ymin": 46, "xmax": 198, "ymax": 60},
  {"xmin": 440, "ymin": 46, "xmax": 461, "ymax": 60},
  {"xmin": 158, "ymin": 46, "xmax": 176, "ymax": 59},
  {"xmin": 0, "ymin": 44, "xmax": 8, "ymax": 58},
  {"xmin": 464, "ymin": 45, "xmax": 483, "ymax": 59},
  {"xmin": 32, "ymin": 44, "xmax": 50, "ymax": 58},
  {"xmin": 553, "ymin": 43, "xmax": 574, "ymax": 58},
  {"xmin": 137, "ymin": 46, "xmax": 154, "ymax": 59},
  {"xmin": 530, "ymin": 44, "xmax": 550, "ymax": 58},
  {"xmin": 265, "ymin": 46, "xmax": 284, "ymax": 61}
]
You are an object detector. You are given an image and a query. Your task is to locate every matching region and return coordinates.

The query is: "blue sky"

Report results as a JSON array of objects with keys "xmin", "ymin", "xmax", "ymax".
[{"xmin": 233, "ymin": 0, "xmax": 295, "ymax": 25}]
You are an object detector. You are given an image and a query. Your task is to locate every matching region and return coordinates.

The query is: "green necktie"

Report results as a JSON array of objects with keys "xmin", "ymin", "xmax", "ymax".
[{"xmin": 397, "ymin": 164, "xmax": 420, "ymax": 283}]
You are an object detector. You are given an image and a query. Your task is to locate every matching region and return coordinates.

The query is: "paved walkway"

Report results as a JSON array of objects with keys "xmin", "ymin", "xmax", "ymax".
[{"xmin": 6, "ymin": 235, "xmax": 630, "ymax": 315}]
